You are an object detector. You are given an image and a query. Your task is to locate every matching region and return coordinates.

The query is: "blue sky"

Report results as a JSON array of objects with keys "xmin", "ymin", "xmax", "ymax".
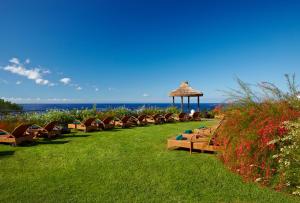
[{"xmin": 0, "ymin": 0, "xmax": 300, "ymax": 103}]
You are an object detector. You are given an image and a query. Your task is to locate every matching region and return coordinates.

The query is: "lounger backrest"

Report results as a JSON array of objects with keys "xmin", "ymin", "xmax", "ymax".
[
  {"xmin": 153, "ymin": 114, "xmax": 162, "ymax": 120},
  {"xmin": 178, "ymin": 113, "xmax": 186, "ymax": 118},
  {"xmin": 165, "ymin": 113, "xmax": 173, "ymax": 119},
  {"xmin": 83, "ymin": 118, "xmax": 95, "ymax": 126},
  {"xmin": 103, "ymin": 117, "xmax": 113, "ymax": 124},
  {"xmin": 44, "ymin": 121, "xmax": 57, "ymax": 131},
  {"xmin": 11, "ymin": 124, "xmax": 31, "ymax": 138},
  {"xmin": 121, "ymin": 116, "xmax": 130, "ymax": 123},
  {"xmin": 210, "ymin": 118, "xmax": 226, "ymax": 139},
  {"xmin": 138, "ymin": 115, "xmax": 146, "ymax": 121},
  {"xmin": 193, "ymin": 112, "xmax": 200, "ymax": 118}
]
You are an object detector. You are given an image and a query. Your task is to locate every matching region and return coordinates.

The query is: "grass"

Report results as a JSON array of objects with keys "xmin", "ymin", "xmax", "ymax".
[{"xmin": 0, "ymin": 120, "xmax": 298, "ymax": 203}]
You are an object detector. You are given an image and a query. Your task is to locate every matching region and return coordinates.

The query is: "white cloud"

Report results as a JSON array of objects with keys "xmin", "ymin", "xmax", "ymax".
[
  {"xmin": 95, "ymin": 88, "xmax": 99, "ymax": 92},
  {"xmin": 42, "ymin": 69, "xmax": 51, "ymax": 74},
  {"xmin": 25, "ymin": 59, "xmax": 30, "ymax": 64},
  {"xmin": 36, "ymin": 78, "xmax": 49, "ymax": 85},
  {"xmin": 16, "ymin": 81, "xmax": 22, "ymax": 85},
  {"xmin": 3, "ymin": 58, "xmax": 51, "ymax": 86},
  {"xmin": 76, "ymin": 86, "xmax": 82, "ymax": 91},
  {"xmin": 60, "ymin": 77, "xmax": 71, "ymax": 85},
  {"xmin": 49, "ymin": 83, "xmax": 56, "ymax": 87},
  {"xmin": 9, "ymin": 57, "xmax": 20, "ymax": 65},
  {"xmin": 143, "ymin": 93, "xmax": 149, "ymax": 97}
]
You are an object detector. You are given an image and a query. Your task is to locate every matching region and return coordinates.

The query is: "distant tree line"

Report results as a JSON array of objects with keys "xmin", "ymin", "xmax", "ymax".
[{"xmin": 0, "ymin": 99, "xmax": 22, "ymax": 112}]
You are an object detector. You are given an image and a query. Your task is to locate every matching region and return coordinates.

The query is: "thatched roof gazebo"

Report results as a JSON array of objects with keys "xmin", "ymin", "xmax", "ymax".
[{"xmin": 169, "ymin": 81, "xmax": 203, "ymax": 112}]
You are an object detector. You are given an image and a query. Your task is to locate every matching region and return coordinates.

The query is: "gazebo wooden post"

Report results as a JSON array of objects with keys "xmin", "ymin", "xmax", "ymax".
[
  {"xmin": 180, "ymin": 96, "xmax": 184, "ymax": 112},
  {"xmin": 197, "ymin": 96, "xmax": 200, "ymax": 112},
  {"xmin": 188, "ymin": 96, "xmax": 190, "ymax": 112},
  {"xmin": 172, "ymin": 96, "xmax": 175, "ymax": 106}
]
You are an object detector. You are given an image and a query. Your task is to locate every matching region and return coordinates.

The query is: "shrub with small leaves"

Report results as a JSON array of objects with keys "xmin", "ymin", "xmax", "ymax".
[{"xmin": 270, "ymin": 120, "xmax": 300, "ymax": 196}]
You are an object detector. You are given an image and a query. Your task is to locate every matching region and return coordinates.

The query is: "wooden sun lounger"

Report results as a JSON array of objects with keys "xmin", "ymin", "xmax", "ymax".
[
  {"xmin": 136, "ymin": 115, "xmax": 148, "ymax": 126},
  {"xmin": 164, "ymin": 113, "xmax": 175, "ymax": 123},
  {"xmin": 68, "ymin": 118, "xmax": 98, "ymax": 132},
  {"xmin": 98, "ymin": 117, "xmax": 115, "ymax": 130},
  {"xmin": 68, "ymin": 120, "xmax": 81, "ymax": 129},
  {"xmin": 176, "ymin": 112, "xmax": 190, "ymax": 122},
  {"xmin": 27, "ymin": 121, "xmax": 61, "ymax": 139},
  {"xmin": 167, "ymin": 137, "xmax": 224, "ymax": 154},
  {"xmin": 167, "ymin": 119, "xmax": 225, "ymax": 154},
  {"xmin": 130, "ymin": 115, "xmax": 148, "ymax": 126},
  {"xmin": 146, "ymin": 114, "xmax": 165, "ymax": 125},
  {"xmin": 0, "ymin": 124, "xmax": 33, "ymax": 146},
  {"xmin": 115, "ymin": 116, "xmax": 135, "ymax": 128},
  {"xmin": 190, "ymin": 112, "xmax": 201, "ymax": 121}
]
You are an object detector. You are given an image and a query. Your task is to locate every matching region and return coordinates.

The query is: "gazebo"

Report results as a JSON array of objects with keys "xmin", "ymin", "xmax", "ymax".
[{"xmin": 169, "ymin": 81, "xmax": 203, "ymax": 112}]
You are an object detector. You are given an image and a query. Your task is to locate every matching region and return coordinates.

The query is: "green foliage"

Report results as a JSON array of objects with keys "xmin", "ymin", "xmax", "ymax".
[
  {"xmin": 97, "ymin": 107, "xmax": 135, "ymax": 119},
  {"xmin": 43, "ymin": 110, "xmax": 75, "ymax": 124},
  {"xmin": 0, "ymin": 99, "xmax": 22, "ymax": 112},
  {"xmin": 136, "ymin": 107, "xmax": 164, "ymax": 115},
  {"xmin": 164, "ymin": 106, "xmax": 180, "ymax": 114}
]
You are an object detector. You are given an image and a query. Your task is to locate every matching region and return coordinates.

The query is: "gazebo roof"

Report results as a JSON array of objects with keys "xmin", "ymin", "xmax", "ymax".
[{"xmin": 169, "ymin": 81, "xmax": 203, "ymax": 97}]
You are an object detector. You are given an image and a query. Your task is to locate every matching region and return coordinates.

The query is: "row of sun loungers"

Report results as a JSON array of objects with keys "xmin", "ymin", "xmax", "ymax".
[
  {"xmin": 0, "ymin": 112, "xmax": 202, "ymax": 146},
  {"xmin": 0, "ymin": 122, "xmax": 62, "ymax": 146}
]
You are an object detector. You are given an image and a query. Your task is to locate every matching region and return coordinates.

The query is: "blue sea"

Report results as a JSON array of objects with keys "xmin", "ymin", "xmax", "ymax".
[{"xmin": 20, "ymin": 103, "xmax": 220, "ymax": 112}]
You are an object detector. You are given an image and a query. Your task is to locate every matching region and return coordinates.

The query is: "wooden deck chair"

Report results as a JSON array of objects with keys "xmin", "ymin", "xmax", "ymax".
[
  {"xmin": 78, "ymin": 118, "xmax": 98, "ymax": 132},
  {"xmin": 176, "ymin": 112, "xmax": 190, "ymax": 122},
  {"xmin": 68, "ymin": 118, "xmax": 98, "ymax": 132},
  {"xmin": 164, "ymin": 113, "xmax": 175, "ymax": 123},
  {"xmin": 167, "ymin": 119, "xmax": 225, "ymax": 154},
  {"xmin": 129, "ymin": 115, "xmax": 147, "ymax": 126},
  {"xmin": 27, "ymin": 121, "xmax": 61, "ymax": 139},
  {"xmin": 115, "ymin": 115, "xmax": 134, "ymax": 128},
  {"xmin": 0, "ymin": 124, "xmax": 33, "ymax": 146},
  {"xmin": 98, "ymin": 117, "xmax": 115, "ymax": 130},
  {"xmin": 67, "ymin": 120, "xmax": 81, "ymax": 129},
  {"xmin": 190, "ymin": 112, "xmax": 201, "ymax": 121},
  {"xmin": 193, "ymin": 118, "xmax": 225, "ymax": 136},
  {"xmin": 136, "ymin": 115, "xmax": 148, "ymax": 126},
  {"xmin": 146, "ymin": 114, "xmax": 165, "ymax": 125}
]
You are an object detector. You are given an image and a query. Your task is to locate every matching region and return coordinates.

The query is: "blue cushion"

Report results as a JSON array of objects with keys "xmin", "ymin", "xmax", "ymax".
[
  {"xmin": 0, "ymin": 131, "xmax": 8, "ymax": 136},
  {"xmin": 176, "ymin": 135, "xmax": 183, "ymax": 140},
  {"xmin": 184, "ymin": 130, "xmax": 193, "ymax": 134},
  {"xmin": 31, "ymin": 125, "xmax": 40, "ymax": 129}
]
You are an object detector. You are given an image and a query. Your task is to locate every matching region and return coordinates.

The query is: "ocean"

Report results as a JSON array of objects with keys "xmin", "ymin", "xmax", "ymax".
[{"xmin": 20, "ymin": 103, "xmax": 220, "ymax": 112}]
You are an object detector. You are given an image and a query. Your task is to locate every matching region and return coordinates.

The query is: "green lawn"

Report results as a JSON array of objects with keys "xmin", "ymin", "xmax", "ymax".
[{"xmin": 0, "ymin": 120, "xmax": 298, "ymax": 203}]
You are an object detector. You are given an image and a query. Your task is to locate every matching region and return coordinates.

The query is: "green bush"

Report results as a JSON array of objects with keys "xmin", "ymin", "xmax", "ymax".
[
  {"xmin": 164, "ymin": 106, "xmax": 180, "ymax": 114},
  {"xmin": 137, "ymin": 107, "xmax": 164, "ymax": 115},
  {"xmin": 0, "ymin": 99, "xmax": 22, "ymax": 112},
  {"xmin": 96, "ymin": 107, "xmax": 135, "ymax": 119}
]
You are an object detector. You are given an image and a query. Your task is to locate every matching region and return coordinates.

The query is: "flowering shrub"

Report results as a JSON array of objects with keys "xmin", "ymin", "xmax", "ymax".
[
  {"xmin": 217, "ymin": 101, "xmax": 300, "ymax": 187},
  {"xmin": 217, "ymin": 75, "xmax": 300, "ymax": 195},
  {"xmin": 270, "ymin": 120, "xmax": 300, "ymax": 195}
]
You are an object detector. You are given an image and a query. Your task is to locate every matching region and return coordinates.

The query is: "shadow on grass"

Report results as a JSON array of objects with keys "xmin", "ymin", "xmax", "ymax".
[
  {"xmin": 102, "ymin": 128, "xmax": 122, "ymax": 132},
  {"xmin": 173, "ymin": 147, "xmax": 216, "ymax": 155},
  {"xmin": 37, "ymin": 140, "xmax": 70, "ymax": 145},
  {"xmin": 0, "ymin": 150, "xmax": 15, "ymax": 157},
  {"xmin": 57, "ymin": 134, "xmax": 91, "ymax": 139}
]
